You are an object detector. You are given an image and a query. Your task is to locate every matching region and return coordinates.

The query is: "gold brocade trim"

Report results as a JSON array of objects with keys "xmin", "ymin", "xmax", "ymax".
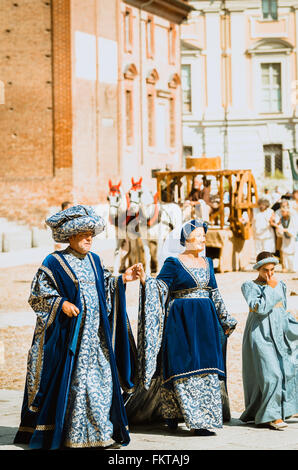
[
  {"xmin": 27, "ymin": 296, "xmax": 61, "ymax": 410},
  {"xmin": 18, "ymin": 426, "xmax": 34, "ymax": 433},
  {"xmin": 36, "ymin": 424, "xmax": 55, "ymax": 431},
  {"xmin": 162, "ymin": 367, "xmax": 225, "ymax": 385},
  {"xmin": 172, "ymin": 289, "xmax": 209, "ymax": 299},
  {"xmin": 51, "ymin": 253, "xmax": 79, "ymax": 289},
  {"xmin": 172, "ymin": 285, "xmax": 212, "ymax": 294},
  {"xmin": 18, "ymin": 424, "xmax": 55, "ymax": 433},
  {"xmin": 47, "ymin": 296, "xmax": 63, "ymax": 328},
  {"xmin": 64, "ymin": 425, "xmax": 129, "ymax": 448},
  {"xmin": 64, "ymin": 438, "xmax": 114, "ymax": 448},
  {"xmin": 29, "ymin": 405, "xmax": 39, "ymax": 413},
  {"xmin": 39, "ymin": 265, "xmax": 60, "ymax": 292}
]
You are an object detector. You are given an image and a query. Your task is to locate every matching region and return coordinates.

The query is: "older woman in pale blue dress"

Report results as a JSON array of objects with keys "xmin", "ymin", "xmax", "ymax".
[{"xmin": 240, "ymin": 251, "xmax": 298, "ymax": 430}]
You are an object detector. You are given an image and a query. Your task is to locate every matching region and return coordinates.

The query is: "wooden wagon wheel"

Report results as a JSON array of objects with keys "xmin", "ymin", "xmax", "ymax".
[{"xmin": 230, "ymin": 171, "xmax": 258, "ymax": 239}]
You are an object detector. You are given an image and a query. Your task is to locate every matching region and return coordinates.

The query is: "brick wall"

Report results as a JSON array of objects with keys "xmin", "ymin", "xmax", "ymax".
[
  {"xmin": 0, "ymin": 1, "xmax": 74, "ymax": 226},
  {"xmin": 0, "ymin": 0, "xmax": 53, "ymax": 180},
  {"xmin": 0, "ymin": 0, "xmax": 185, "ymax": 227}
]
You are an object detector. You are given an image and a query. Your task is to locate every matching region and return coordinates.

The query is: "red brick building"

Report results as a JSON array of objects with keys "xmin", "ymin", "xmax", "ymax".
[{"xmin": 0, "ymin": 0, "xmax": 192, "ymax": 226}]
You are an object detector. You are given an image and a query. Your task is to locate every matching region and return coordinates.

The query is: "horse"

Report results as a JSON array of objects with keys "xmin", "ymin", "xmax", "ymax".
[
  {"xmin": 107, "ymin": 179, "xmax": 143, "ymax": 274},
  {"xmin": 127, "ymin": 177, "xmax": 183, "ymax": 275}
]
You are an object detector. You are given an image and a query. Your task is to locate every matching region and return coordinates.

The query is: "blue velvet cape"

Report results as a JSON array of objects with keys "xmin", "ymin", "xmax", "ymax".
[{"xmin": 14, "ymin": 251, "xmax": 137, "ymax": 449}]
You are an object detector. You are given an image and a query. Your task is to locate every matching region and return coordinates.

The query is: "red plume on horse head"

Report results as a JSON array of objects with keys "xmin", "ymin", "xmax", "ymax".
[
  {"xmin": 108, "ymin": 179, "xmax": 121, "ymax": 194},
  {"xmin": 131, "ymin": 177, "xmax": 143, "ymax": 189}
]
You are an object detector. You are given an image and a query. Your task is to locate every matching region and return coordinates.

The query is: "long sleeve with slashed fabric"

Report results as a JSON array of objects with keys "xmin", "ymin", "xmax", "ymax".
[{"xmin": 28, "ymin": 268, "xmax": 64, "ymax": 325}]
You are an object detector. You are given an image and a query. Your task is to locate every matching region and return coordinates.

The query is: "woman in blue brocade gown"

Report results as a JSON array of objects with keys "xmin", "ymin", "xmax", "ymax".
[{"xmin": 127, "ymin": 219, "xmax": 237, "ymax": 436}]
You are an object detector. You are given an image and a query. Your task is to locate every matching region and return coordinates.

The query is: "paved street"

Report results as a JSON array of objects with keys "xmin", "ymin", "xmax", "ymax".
[
  {"xmin": 0, "ymin": 247, "xmax": 298, "ymax": 451},
  {"xmin": 1, "ymin": 389, "xmax": 298, "ymax": 451}
]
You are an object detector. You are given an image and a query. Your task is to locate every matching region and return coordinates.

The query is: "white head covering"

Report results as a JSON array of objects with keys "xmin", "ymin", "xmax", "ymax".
[{"xmin": 158, "ymin": 219, "xmax": 207, "ymax": 266}]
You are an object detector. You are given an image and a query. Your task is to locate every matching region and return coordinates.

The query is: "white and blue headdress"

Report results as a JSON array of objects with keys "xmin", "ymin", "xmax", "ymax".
[
  {"xmin": 180, "ymin": 219, "xmax": 208, "ymax": 246},
  {"xmin": 46, "ymin": 205, "xmax": 106, "ymax": 243},
  {"xmin": 158, "ymin": 219, "xmax": 208, "ymax": 266}
]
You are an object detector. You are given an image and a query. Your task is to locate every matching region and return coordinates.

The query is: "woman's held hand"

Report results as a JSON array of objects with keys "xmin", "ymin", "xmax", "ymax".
[
  {"xmin": 122, "ymin": 263, "xmax": 146, "ymax": 285},
  {"xmin": 135, "ymin": 263, "xmax": 146, "ymax": 285}
]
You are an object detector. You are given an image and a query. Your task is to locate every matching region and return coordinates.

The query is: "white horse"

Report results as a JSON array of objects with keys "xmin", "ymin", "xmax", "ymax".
[
  {"xmin": 127, "ymin": 178, "xmax": 183, "ymax": 275},
  {"xmin": 107, "ymin": 179, "xmax": 143, "ymax": 274}
]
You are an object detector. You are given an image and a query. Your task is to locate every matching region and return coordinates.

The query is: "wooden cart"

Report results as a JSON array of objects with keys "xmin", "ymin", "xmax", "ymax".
[{"xmin": 155, "ymin": 169, "xmax": 259, "ymax": 272}]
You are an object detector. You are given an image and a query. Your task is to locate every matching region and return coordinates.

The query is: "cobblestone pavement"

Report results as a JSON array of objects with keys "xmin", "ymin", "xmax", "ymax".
[{"xmin": 0, "ymin": 250, "xmax": 297, "ymax": 450}]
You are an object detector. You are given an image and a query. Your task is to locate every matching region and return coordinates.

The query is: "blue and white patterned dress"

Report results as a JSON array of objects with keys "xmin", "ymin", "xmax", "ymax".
[
  {"xmin": 160, "ymin": 267, "xmax": 224, "ymax": 430},
  {"xmin": 128, "ymin": 256, "xmax": 237, "ymax": 431},
  {"xmin": 28, "ymin": 247, "xmax": 120, "ymax": 448}
]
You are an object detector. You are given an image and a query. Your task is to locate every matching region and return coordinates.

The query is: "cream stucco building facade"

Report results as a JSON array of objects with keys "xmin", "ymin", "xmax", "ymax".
[{"xmin": 181, "ymin": 0, "xmax": 298, "ymax": 191}]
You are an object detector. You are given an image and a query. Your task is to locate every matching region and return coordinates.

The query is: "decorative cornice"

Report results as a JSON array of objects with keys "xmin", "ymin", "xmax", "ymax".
[
  {"xmin": 123, "ymin": 63, "xmax": 138, "ymax": 79},
  {"xmin": 156, "ymin": 89, "xmax": 172, "ymax": 98},
  {"xmin": 181, "ymin": 38, "xmax": 202, "ymax": 52},
  {"xmin": 246, "ymin": 38, "xmax": 293, "ymax": 56},
  {"xmin": 168, "ymin": 73, "xmax": 181, "ymax": 89},
  {"xmin": 123, "ymin": 0, "xmax": 194, "ymax": 24},
  {"xmin": 146, "ymin": 68, "xmax": 160, "ymax": 84}
]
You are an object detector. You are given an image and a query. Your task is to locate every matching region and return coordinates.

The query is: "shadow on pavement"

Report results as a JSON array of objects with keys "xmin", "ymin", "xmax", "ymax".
[
  {"xmin": 224, "ymin": 417, "xmax": 246, "ymax": 427},
  {"xmin": 0, "ymin": 426, "xmax": 28, "ymax": 449},
  {"xmin": 129, "ymin": 423, "xmax": 190, "ymax": 437},
  {"xmin": 129, "ymin": 417, "xmax": 247, "ymax": 436}
]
